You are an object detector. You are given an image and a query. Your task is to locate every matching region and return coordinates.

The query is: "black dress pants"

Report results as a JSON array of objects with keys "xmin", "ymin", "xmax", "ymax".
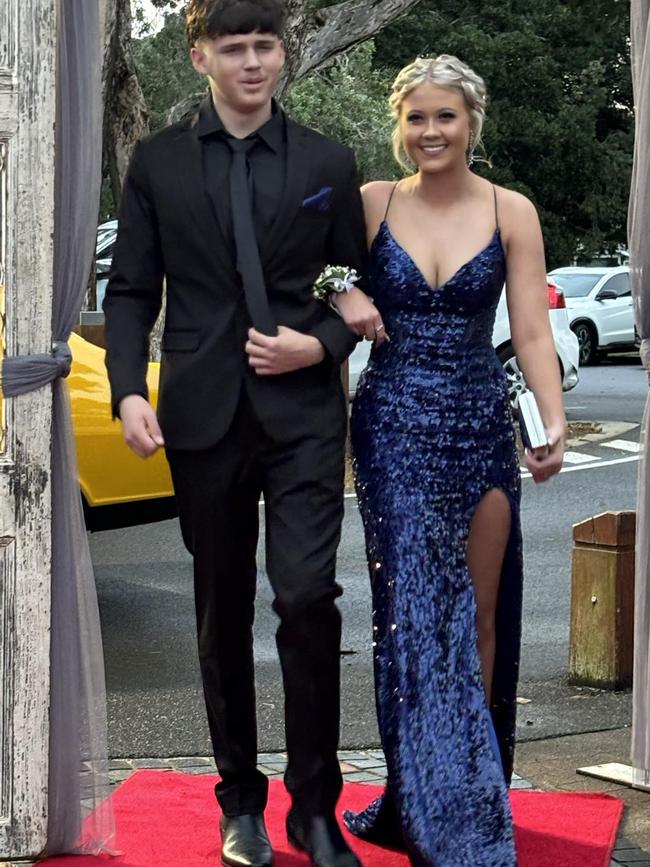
[{"xmin": 166, "ymin": 390, "xmax": 346, "ymax": 818}]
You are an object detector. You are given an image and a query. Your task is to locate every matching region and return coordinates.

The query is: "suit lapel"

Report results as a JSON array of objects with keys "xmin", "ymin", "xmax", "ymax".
[
  {"xmin": 260, "ymin": 119, "xmax": 311, "ymax": 267},
  {"xmin": 174, "ymin": 117, "xmax": 235, "ymax": 278}
]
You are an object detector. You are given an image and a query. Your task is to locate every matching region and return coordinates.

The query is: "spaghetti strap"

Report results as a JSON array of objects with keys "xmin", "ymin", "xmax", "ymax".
[
  {"xmin": 384, "ymin": 182, "xmax": 400, "ymax": 222},
  {"xmin": 492, "ymin": 184, "xmax": 500, "ymax": 231}
]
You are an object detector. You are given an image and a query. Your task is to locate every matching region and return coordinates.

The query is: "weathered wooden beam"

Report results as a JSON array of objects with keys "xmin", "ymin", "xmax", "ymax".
[{"xmin": 0, "ymin": 0, "xmax": 56, "ymax": 857}]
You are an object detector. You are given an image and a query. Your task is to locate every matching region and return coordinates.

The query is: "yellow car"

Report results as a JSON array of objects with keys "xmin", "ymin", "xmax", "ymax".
[{"xmin": 69, "ymin": 330, "xmax": 176, "ymax": 531}]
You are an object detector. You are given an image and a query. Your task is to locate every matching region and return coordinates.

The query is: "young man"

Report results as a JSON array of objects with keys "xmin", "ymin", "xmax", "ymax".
[{"xmin": 103, "ymin": 2, "xmax": 378, "ymax": 865}]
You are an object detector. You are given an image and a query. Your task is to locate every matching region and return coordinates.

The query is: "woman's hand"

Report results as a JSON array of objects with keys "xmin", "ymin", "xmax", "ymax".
[
  {"xmin": 333, "ymin": 286, "xmax": 388, "ymax": 344},
  {"xmin": 524, "ymin": 420, "xmax": 566, "ymax": 483}
]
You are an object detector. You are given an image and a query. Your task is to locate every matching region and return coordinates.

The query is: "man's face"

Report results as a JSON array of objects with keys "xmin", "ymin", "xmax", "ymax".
[{"xmin": 191, "ymin": 31, "xmax": 285, "ymax": 113}]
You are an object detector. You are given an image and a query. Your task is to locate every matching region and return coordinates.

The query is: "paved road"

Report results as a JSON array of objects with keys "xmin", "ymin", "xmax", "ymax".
[
  {"xmin": 92, "ymin": 362, "xmax": 645, "ymax": 757},
  {"xmin": 564, "ymin": 354, "xmax": 646, "ymax": 423}
]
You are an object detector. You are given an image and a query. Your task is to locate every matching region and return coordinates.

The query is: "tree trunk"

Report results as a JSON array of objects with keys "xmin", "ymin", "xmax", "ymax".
[
  {"xmin": 103, "ymin": 0, "xmax": 150, "ymax": 201},
  {"xmin": 102, "ymin": 0, "xmax": 167, "ymax": 357}
]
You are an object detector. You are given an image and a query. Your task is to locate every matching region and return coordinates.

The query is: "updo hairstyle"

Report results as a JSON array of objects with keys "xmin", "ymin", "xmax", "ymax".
[{"xmin": 389, "ymin": 55, "xmax": 487, "ymax": 171}]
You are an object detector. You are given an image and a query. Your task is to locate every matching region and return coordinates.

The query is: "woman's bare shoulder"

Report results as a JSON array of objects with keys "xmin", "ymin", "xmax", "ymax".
[
  {"xmin": 361, "ymin": 180, "xmax": 398, "ymax": 238},
  {"xmin": 494, "ymin": 184, "xmax": 539, "ymax": 224},
  {"xmin": 361, "ymin": 180, "xmax": 398, "ymax": 208},
  {"xmin": 491, "ymin": 185, "xmax": 541, "ymax": 252}
]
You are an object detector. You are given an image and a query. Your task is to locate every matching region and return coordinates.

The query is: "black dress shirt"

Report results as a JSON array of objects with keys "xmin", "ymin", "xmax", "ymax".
[{"xmin": 198, "ymin": 97, "xmax": 286, "ymax": 250}]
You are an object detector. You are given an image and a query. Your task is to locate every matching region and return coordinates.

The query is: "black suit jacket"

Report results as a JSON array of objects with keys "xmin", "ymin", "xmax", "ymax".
[{"xmin": 103, "ymin": 106, "xmax": 367, "ymax": 450}]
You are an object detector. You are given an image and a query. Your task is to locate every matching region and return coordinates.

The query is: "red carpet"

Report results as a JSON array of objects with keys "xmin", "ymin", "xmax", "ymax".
[{"xmin": 41, "ymin": 772, "xmax": 623, "ymax": 867}]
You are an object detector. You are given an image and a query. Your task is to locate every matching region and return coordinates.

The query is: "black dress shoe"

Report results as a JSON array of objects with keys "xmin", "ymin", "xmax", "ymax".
[
  {"xmin": 286, "ymin": 812, "xmax": 362, "ymax": 867},
  {"xmin": 220, "ymin": 813, "xmax": 273, "ymax": 867}
]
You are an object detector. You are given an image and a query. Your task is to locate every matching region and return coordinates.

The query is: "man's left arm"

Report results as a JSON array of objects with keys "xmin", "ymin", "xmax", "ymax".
[
  {"xmin": 306, "ymin": 148, "xmax": 367, "ymax": 366},
  {"xmin": 246, "ymin": 148, "xmax": 367, "ymax": 375}
]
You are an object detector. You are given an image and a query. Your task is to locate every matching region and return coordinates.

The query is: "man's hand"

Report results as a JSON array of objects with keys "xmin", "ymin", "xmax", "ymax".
[
  {"xmin": 118, "ymin": 394, "xmax": 165, "ymax": 458},
  {"xmin": 246, "ymin": 326, "xmax": 325, "ymax": 375},
  {"xmin": 333, "ymin": 286, "xmax": 388, "ymax": 344}
]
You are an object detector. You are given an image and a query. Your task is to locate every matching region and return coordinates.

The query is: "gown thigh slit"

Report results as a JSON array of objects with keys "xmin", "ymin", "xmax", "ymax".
[{"xmin": 344, "ymin": 210, "xmax": 522, "ymax": 867}]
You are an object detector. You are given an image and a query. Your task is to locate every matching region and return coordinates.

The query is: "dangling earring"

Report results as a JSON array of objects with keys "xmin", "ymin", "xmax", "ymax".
[{"xmin": 467, "ymin": 131, "xmax": 476, "ymax": 167}]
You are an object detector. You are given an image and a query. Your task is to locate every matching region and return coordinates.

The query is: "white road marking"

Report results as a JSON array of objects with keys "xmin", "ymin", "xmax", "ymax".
[
  {"xmin": 601, "ymin": 439, "xmax": 641, "ymax": 453},
  {"xmin": 520, "ymin": 453, "xmax": 640, "ymax": 479},
  {"xmin": 562, "ymin": 452, "xmax": 600, "ymax": 464}
]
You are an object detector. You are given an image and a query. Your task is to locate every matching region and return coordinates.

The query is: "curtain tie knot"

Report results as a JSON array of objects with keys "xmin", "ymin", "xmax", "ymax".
[{"xmin": 52, "ymin": 340, "xmax": 72, "ymax": 378}]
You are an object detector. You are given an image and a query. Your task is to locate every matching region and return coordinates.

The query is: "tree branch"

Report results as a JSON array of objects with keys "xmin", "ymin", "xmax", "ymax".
[{"xmin": 294, "ymin": 0, "xmax": 422, "ymax": 82}]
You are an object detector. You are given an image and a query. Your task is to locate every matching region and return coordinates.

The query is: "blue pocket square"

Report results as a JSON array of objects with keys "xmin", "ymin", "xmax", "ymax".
[{"xmin": 301, "ymin": 186, "xmax": 333, "ymax": 212}]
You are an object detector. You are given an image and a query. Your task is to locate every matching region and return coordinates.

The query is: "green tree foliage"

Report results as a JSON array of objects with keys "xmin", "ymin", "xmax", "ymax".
[
  {"xmin": 286, "ymin": 42, "xmax": 396, "ymax": 183},
  {"xmin": 133, "ymin": 12, "xmax": 205, "ymax": 131},
  {"xmin": 373, "ymin": 0, "xmax": 633, "ymax": 266}
]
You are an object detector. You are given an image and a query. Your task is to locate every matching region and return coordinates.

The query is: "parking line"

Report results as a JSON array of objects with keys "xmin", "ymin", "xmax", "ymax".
[
  {"xmin": 543, "ymin": 453, "xmax": 641, "ymax": 474},
  {"xmin": 601, "ymin": 439, "xmax": 641, "ymax": 453},
  {"xmin": 562, "ymin": 452, "xmax": 601, "ymax": 464},
  {"xmin": 520, "ymin": 453, "xmax": 640, "ymax": 479}
]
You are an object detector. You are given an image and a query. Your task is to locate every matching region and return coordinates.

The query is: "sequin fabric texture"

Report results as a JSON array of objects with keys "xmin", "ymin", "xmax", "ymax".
[{"xmin": 345, "ymin": 218, "xmax": 523, "ymax": 867}]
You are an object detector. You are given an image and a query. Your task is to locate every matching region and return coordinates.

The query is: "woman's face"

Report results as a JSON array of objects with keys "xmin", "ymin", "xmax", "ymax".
[{"xmin": 400, "ymin": 83, "xmax": 473, "ymax": 173}]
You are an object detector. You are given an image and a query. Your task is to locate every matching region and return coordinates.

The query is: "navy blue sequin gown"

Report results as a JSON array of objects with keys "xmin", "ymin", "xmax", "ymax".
[{"xmin": 345, "ymin": 189, "xmax": 522, "ymax": 866}]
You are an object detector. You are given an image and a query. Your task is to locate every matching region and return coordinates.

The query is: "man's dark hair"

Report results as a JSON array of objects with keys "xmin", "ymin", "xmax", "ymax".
[{"xmin": 186, "ymin": 0, "xmax": 286, "ymax": 46}]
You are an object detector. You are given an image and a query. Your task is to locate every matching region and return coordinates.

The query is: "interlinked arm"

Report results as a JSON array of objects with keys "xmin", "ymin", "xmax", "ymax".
[
  {"xmin": 310, "ymin": 149, "xmax": 373, "ymax": 361},
  {"xmin": 333, "ymin": 179, "xmax": 388, "ymax": 344}
]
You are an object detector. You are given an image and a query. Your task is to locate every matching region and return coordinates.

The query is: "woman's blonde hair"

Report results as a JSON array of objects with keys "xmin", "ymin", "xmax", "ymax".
[{"xmin": 389, "ymin": 55, "xmax": 487, "ymax": 171}]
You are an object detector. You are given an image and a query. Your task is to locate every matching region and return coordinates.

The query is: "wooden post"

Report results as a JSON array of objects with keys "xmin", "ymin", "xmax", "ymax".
[
  {"xmin": 568, "ymin": 511, "xmax": 636, "ymax": 689},
  {"xmin": 0, "ymin": 0, "xmax": 56, "ymax": 857}
]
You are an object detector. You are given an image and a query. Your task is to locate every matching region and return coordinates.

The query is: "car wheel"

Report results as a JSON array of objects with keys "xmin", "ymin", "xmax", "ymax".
[
  {"xmin": 498, "ymin": 345, "xmax": 527, "ymax": 411},
  {"xmin": 572, "ymin": 321, "xmax": 598, "ymax": 365}
]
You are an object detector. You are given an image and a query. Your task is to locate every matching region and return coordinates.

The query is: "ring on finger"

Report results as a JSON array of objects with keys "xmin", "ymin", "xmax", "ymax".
[{"xmin": 375, "ymin": 323, "xmax": 385, "ymax": 333}]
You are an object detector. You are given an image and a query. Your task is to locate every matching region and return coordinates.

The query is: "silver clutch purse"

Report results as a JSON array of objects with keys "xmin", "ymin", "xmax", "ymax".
[{"xmin": 518, "ymin": 390, "xmax": 548, "ymax": 450}]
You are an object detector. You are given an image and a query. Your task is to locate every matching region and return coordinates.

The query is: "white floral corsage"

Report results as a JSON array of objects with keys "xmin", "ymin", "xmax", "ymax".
[{"xmin": 313, "ymin": 265, "xmax": 360, "ymax": 302}]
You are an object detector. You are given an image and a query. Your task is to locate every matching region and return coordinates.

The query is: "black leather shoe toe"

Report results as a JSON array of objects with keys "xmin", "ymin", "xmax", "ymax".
[
  {"xmin": 286, "ymin": 813, "xmax": 362, "ymax": 867},
  {"xmin": 220, "ymin": 813, "xmax": 273, "ymax": 867}
]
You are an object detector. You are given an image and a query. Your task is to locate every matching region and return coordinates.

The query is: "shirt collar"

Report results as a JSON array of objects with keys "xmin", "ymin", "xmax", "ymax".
[
  {"xmin": 198, "ymin": 97, "xmax": 284, "ymax": 153},
  {"xmin": 256, "ymin": 102, "xmax": 284, "ymax": 153}
]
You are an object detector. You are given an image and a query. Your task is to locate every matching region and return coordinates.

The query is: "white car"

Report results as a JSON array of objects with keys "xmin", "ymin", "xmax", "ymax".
[
  {"xmin": 549, "ymin": 266, "xmax": 637, "ymax": 365},
  {"xmin": 96, "ymin": 219, "xmax": 118, "ymax": 253},
  {"xmin": 95, "ymin": 220, "xmax": 118, "ymax": 309},
  {"xmin": 348, "ymin": 279, "xmax": 580, "ymax": 408}
]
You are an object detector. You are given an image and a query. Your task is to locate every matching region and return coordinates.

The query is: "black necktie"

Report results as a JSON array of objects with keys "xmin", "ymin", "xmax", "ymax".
[{"xmin": 227, "ymin": 137, "xmax": 277, "ymax": 336}]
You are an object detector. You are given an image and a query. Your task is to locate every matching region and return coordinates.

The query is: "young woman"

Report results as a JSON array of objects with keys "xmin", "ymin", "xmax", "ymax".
[{"xmin": 335, "ymin": 55, "xmax": 566, "ymax": 866}]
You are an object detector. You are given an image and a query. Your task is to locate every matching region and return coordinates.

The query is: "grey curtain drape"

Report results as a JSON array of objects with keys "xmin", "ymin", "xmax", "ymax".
[
  {"xmin": 2, "ymin": 0, "xmax": 115, "ymax": 854},
  {"xmin": 630, "ymin": 0, "xmax": 650, "ymax": 786}
]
